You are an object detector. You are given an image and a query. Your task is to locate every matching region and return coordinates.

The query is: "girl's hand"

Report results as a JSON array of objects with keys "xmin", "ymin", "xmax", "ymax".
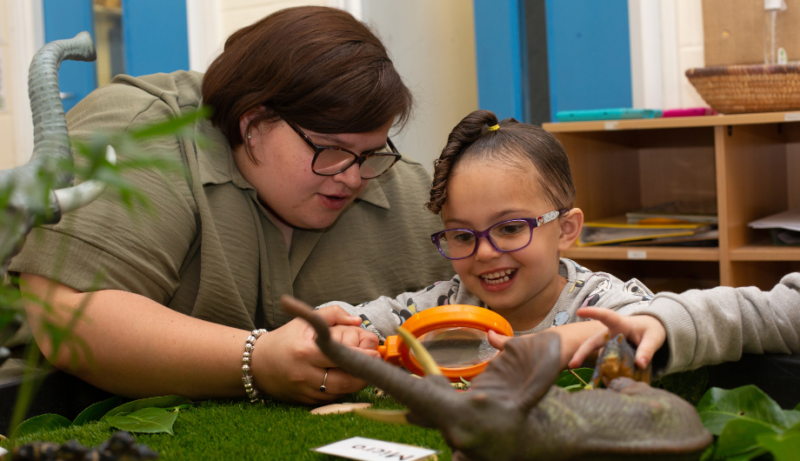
[
  {"xmin": 252, "ymin": 304, "xmax": 379, "ymax": 404},
  {"xmin": 488, "ymin": 320, "xmax": 608, "ymax": 368},
  {"xmin": 568, "ymin": 308, "xmax": 666, "ymax": 370}
]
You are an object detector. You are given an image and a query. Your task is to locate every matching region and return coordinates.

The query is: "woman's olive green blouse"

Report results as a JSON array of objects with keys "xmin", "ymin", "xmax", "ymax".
[{"xmin": 9, "ymin": 71, "xmax": 454, "ymax": 331}]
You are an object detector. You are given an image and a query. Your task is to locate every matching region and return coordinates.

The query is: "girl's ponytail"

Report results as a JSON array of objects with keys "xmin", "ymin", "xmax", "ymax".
[{"xmin": 426, "ymin": 110, "xmax": 500, "ymax": 213}]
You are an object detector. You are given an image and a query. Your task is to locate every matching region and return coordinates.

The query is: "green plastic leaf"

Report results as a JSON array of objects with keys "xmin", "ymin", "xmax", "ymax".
[
  {"xmin": 697, "ymin": 386, "xmax": 787, "ymax": 435},
  {"xmin": 713, "ymin": 418, "xmax": 778, "ymax": 460},
  {"xmin": 652, "ymin": 367, "xmax": 709, "ymax": 406},
  {"xmin": 10, "ymin": 414, "xmax": 72, "ymax": 439},
  {"xmin": 72, "ymin": 396, "xmax": 126, "ymax": 426},
  {"xmin": 783, "ymin": 409, "xmax": 800, "ymax": 429},
  {"xmin": 723, "ymin": 450, "xmax": 768, "ymax": 461},
  {"xmin": 103, "ymin": 395, "xmax": 193, "ymax": 419},
  {"xmin": 562, "ymin": 384, "xmax": 584, "ymax": 393},
  {"xmin": 129, "ymin": 107, "xmax": 211, "ymax": 140},
  {"xmin": 104, "ymin": 407, "xmax": 178, "ymax": 435},
  {"xmin": 699, "ymin": 444, "xmax": 715, "ymax": 461},
  {"xmin": 757, "ymin": 432, "xmax": 800, "ymax": 461},
  {"xmin": 166, "ymin": 404, "xmax": 193, "ymax": 411},
  {"xmin": 555, "ymin": 368, "xmax": 593, "ymax": 388}
]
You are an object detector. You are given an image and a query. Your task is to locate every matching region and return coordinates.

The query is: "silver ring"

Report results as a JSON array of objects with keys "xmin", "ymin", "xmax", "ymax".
[{"xmin": 319, "ymin": 370, "xmax": 329, "ymax": 392}]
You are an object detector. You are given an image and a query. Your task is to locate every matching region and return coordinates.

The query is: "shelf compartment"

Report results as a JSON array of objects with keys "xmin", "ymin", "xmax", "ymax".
[
  {"xmin": 567, "ymin": 259, "xmax": 720, "ymax": 293},
  {"xmin": 555, "ymin": 127, "xmax": 717, "ymax": 223},
  {"xmin": 563, "ymin": 246, "xmax": 719, "ymax": 262},
  {"xmin": 728, "ymin": 261, "xmax": 800, "ymax": 290},
  {"xmin": 730, "ymin": 243, "xmax": 800, "ymax": 261}
]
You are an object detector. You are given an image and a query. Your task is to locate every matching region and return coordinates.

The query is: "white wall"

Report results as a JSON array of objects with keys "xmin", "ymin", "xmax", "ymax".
[
  {"xmin": 628, "ymin": 0, "xmax": 707, "ymax": 110},
  {"xmin": 361, "ymin": 0, "xmax": 477, "ymax": 171},
  {"xmin": 674, "ymin": 0, "xmax": 706, "ymax": 108},
  {"xmin": 0, "ymin": 0, "xmax": 16, "ymax": 171},
  {"xmin": 0, "ymin": 0, "xmax": 44, "ymax": 169},
  {"xmin": 187, "ymin": 0, "xmax": 478, "ymax": 171}
]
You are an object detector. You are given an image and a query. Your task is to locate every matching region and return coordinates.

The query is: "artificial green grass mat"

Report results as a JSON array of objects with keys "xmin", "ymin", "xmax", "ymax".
[{"xmin": 0, "ymin": 389, "xmax": 451, "ymax": 460}]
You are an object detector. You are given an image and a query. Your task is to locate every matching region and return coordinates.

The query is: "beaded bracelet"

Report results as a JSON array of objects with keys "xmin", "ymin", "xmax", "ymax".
[{"xmin": 241, "ymin": 329, "xmax": 268, "ymax": 404}]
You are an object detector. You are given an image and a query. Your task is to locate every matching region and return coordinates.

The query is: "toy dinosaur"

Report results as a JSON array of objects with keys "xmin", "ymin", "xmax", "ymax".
[
  {"xmin": 0, "ymin": 31, "xmax": 111, "ymax": 275},
  {"xmin": 590, "ymin": 333, "xmax": 651, "ymax": 388},
  {"xmin": 282, "ymin": 295, "xmax": 712, "ymax": 461}
]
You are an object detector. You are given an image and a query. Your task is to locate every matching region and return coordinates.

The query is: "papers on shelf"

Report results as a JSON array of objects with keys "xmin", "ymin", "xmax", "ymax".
[
  {"xmin": 625, "ymin": 200, "xmax": 718, "ymax": 224},
  {"xmin": 748, "ymin": 207, "xmax": 800, "ymax": 232},
  {"xmin": 578, "ymin": 215, "xmax": 715, "ymax": 247}
]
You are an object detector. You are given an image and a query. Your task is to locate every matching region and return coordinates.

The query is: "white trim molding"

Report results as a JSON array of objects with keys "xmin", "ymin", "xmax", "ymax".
[
  {"xmin": 186, "ymin": 0, "xmax": 223, "ymax": 73},
  {"xmin": 628, "ymin": 0, "xmax": 663, "ymax": 109},
  {"xmin": 8, "ymin": 0, "xmax": 44, "ymax": 166},
  {"xmin": 328, "ymin": 0, "xmax": 363, "ymax": 21},
  {"xmin": 659, "ymin": 0, "xmax": 681, "ymax": 109}
]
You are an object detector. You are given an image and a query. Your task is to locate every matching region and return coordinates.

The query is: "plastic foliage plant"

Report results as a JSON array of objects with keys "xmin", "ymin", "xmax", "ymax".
[
  {"xmin": 0, "ymin": 31, "xmax": 208, "ymax": 436},
  {"xmin": 697, "ymin": 385, "xmax": 800, "ymax": 461}
]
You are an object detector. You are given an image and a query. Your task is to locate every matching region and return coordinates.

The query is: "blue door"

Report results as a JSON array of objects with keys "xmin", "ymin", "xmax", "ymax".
[{"xmin": 43, "ymin": 0, "xmax": 190, "ymax": 112}]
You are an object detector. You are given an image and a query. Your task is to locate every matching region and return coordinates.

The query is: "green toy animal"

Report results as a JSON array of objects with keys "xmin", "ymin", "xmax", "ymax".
[{"xmin": 281, "ymin": 295, "xmax": 712, "ymax": 461}]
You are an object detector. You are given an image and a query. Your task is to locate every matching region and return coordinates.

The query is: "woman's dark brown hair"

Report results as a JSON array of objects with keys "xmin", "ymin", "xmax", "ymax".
[
  {"xmin": 202, "ymin": 6, "xmax": 412, "ymax": 161},
  {"xmin": 427, "ymin": 109, "xmax": 575, "ymax": 213}
]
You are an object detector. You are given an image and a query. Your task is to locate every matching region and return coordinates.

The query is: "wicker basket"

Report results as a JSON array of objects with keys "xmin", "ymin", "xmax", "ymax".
[{"xmin": 686, "ymin": 64, "xmax": 800, "ymax": 114}]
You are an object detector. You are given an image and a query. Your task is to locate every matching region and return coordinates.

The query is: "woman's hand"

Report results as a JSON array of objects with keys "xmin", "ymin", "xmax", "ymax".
[
  {"xmin": 253, "ymin": 304, "xmax": 379, "ymax": 404},
  {"xmin": 568, "ymin": 308, "xmax": 666, "ymax": 370}
]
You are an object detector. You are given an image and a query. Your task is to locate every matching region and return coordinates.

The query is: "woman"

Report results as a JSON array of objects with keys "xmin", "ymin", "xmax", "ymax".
[{"xmin": 10, "ymin": 6, "xmax": 453, "ymax": 404}]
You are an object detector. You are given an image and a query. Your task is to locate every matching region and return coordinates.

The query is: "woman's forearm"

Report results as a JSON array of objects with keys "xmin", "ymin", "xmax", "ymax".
[{"xmin": 22, "ymin": 273, "xmax": 249, "ymax": 399}]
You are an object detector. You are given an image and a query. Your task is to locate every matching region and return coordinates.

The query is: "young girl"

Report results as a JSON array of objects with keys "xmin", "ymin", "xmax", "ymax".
[{"xmin": 320, "ymin": 110, "xmax": 654, "ymax": 340}]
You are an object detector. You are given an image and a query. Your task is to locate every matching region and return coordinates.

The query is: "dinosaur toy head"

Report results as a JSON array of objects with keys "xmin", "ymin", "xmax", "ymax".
[{"xmin": 281, "ymin": 295, "xmax": 712, "ymax": 461}]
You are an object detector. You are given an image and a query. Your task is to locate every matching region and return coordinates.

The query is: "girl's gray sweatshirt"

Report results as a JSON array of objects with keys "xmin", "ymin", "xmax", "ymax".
[{"xmin": 620, "ymin": 272, "xmax": 800, "ymax": 376}]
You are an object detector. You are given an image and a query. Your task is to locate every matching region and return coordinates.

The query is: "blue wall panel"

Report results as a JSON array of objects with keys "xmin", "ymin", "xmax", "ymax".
[
  {"xmin": 43, "ymin": 0, "xmax": 96, "ymax": 112},
  {"xmin": 545, "ymin": 0, "xmax": 632, "ymax": 116},
  {"xmin": 473, "ymin": 0, "xmax": 524, "ymax": 121},
  {"xmin": 123, "ymin": 0, "xmax": 190, "ymax": 77}
]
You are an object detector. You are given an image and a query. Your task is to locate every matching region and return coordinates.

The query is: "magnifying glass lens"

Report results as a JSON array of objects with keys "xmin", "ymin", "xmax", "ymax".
[{"xmin": 411, "ymin": 327, "xmax": 499, "ymax": 368}]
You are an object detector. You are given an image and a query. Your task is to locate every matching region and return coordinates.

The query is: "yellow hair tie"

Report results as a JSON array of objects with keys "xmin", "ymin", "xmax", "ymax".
[{"xmin": 488, "ymin": 124, "xmax": 500, "ymax": 132}]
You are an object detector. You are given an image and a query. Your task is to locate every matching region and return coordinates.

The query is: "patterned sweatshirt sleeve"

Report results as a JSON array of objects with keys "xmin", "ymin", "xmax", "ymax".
[
  {"xmin": 316, "ymin": 277, "xmax": 467, "ymax": 341},
  {"xmin": 583, "ymin": 274, "xmax": 655, "ymax": 312},
  {"xmin": 621, "ymin": 272, "xmax": 800, "ymax": 376}
]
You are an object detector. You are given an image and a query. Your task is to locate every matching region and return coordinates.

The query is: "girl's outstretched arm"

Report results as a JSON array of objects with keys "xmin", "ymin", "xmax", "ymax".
[
  {"xmin": 567, "ymin": 308, "xmax": 666, "ymax": 370},
  {"xmin": 616, "ymin": 274, "xmax": 800, "ymax": 375},
  {"xmin": 488, "ymin": 319, "xmax": 607, "ymax": 369}
]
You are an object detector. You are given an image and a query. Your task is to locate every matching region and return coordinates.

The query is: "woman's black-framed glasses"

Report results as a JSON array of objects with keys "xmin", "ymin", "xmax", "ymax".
[
  {"xmin": 430, "ymin": 210, "xmax": 568, "ymax": 260},
  {"xmin": 286, "ymin": 120, "xmax": 401, "ymax": 179}
]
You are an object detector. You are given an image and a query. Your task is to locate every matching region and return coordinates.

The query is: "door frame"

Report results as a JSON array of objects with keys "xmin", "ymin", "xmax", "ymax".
[{"xmin": 8, "ymin": 0, "xmax": 44, "ymax": 166}]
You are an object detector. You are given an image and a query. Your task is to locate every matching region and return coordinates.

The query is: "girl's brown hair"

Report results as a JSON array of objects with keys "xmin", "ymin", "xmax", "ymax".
[
  {"xmin": 427, "ymin": 110, "xmax": 575, "ymax": 213},
  {"xmin": 202, "ymin": 6, "xmax": 412, "ymax": 161}
]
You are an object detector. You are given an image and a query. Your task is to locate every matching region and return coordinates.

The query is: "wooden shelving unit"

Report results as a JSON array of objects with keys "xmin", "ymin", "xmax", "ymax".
[{"xmin": 545, "ymin": 111, "xmax": 800, "ymax": 292}]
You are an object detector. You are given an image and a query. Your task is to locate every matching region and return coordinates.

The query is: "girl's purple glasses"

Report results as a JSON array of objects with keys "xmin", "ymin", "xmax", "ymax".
[{"xmin": 430, "ymin": 210, "xmax": 568, "ymax": 260}]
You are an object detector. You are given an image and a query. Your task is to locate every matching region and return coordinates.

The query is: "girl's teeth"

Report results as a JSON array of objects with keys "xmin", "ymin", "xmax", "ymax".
[
  {"xmin": 485, "ymin": 275, "xmax": 509, "ymax": 285},
  {"xmin": 481, "ymin": 269, "xmax": 515, "ymax": 284}
]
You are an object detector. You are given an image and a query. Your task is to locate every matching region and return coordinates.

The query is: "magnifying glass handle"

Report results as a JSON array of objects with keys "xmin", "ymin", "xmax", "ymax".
[{"xmin": 378, "ymin": 336, "xmax": 403, "ymax": 367}]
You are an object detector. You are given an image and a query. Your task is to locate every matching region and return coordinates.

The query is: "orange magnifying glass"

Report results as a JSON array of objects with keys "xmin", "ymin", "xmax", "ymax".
[{"xmin": 376, "ymin": 305, "xmax": 513, "ymax": 382}]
